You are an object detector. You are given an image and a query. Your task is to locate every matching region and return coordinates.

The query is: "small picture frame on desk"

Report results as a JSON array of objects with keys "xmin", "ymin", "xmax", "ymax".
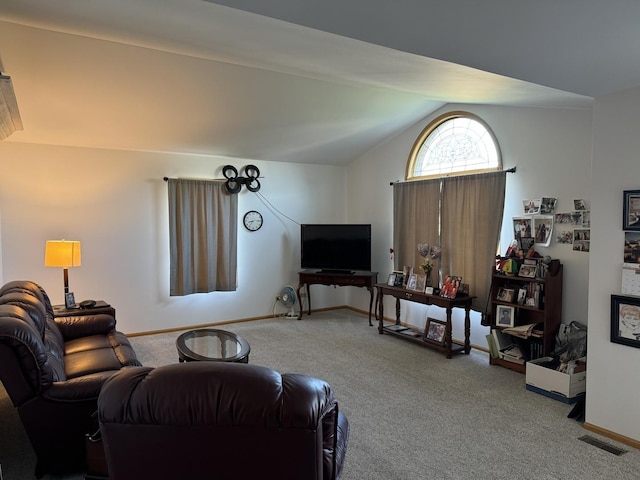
[
  {"xmin": 64, "ymin": 292, "xmax": 76, "ymax": 309},
  {"xmin": 406, "ymin": 273, "xmax": 417, "ymax": 290},
  {"xmin": 414, "ymin": 274, "xmax": 426, "ymax": 292},
  {"xmin": 424, "ymin": 318, "xmax": 446, "ymax": 345},
  {"xmin": 402, "ymin": 266, "xmax": 412, "ymax": 287},
  {"xmin": 387, "ymin": 273, "xmax": 397, "ymax": 286}
]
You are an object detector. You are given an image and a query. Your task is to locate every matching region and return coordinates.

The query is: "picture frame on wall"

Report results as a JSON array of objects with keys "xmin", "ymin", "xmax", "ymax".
[
  {"xmin": 496, "ymin": 305, "xmax": 515, "ymax": 327},
  {"xmin": 424, "ymin": 318, "xmax": 446, "ymax": 345},
  {"xmin": 533, "ymin": 215, "xmax": 553, "ymax": 247},
  {"xmin": 611, "ymin": 294, "xmax": 640, "ymax": 349},
  {"xmin": 623, "ymin": 190, "xmax": 640, "ymax": 231}
]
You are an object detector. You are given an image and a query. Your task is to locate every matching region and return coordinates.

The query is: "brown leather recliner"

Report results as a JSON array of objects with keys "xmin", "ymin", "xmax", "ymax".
[
  {"xmin": 0, "ymin": 280, "xmax": 141, "ymax": 477},
  {"xmin": 98, "ymin": 362, "xmax": 350, "ymax": 480}
]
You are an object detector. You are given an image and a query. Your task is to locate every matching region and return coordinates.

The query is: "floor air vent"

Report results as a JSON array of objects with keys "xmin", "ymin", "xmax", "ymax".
[{"xmin": 578, "ymin": 435, "xmax": 628, "ymax": 456}]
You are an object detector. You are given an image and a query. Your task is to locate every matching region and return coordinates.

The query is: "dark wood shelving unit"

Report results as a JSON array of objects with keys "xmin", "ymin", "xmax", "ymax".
[{"xmin": 489, "ymin": 259, "xmax": 563, "ymax": 373}]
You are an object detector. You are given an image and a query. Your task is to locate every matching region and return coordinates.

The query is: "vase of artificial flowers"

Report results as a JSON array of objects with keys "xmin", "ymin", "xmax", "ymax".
[{"xmin": 417, "ymin": 243, "xmax": 442, "ymax": 287}]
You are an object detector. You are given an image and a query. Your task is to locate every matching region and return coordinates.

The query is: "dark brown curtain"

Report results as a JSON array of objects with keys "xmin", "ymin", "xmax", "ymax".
[{"xmin": 168, "ymin": 179, "xmax": 237, "ymax": 296}]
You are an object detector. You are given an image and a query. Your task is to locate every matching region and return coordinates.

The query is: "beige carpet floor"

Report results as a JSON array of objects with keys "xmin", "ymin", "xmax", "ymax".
[{"xmin": 2, "ymin": 309, "xmax": 640, "ymax": 479}]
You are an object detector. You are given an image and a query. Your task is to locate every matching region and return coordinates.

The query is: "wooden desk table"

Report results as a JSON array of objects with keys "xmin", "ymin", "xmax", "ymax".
[
  {"xmin": 297, "ymin": 270, "xmax": 378, "ymax": 324},
  {"xmin": 375, "ymin": 283, "xmax": 475, "ymax": 358}
]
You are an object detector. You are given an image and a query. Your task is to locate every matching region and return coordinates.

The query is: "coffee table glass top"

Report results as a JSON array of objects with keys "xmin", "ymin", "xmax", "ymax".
[{"xmin": 176, "ymin": 328, "xmax": 250, "ymax": 363}]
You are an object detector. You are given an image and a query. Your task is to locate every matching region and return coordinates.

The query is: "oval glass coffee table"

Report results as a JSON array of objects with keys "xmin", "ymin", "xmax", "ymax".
[{"xmin": 176, "ymin": 328, "xmax": 251, "ymax": 363}]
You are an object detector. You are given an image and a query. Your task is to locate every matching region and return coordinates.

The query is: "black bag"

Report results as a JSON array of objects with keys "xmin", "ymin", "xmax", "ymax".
[{"xmin": 553, "ymin": 320, "xmax": 587, "ymax": 361}]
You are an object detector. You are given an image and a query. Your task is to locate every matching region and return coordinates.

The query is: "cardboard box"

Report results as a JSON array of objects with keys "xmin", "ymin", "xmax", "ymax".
[{"xmin": 525, "ymin": 357, "xmax": 586, "ymax": 404}]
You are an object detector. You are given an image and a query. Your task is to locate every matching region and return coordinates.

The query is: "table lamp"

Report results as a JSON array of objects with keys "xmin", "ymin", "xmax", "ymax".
[{"xmin": 44, "ymin": 240, "xmax": 81, "ymax": 300}]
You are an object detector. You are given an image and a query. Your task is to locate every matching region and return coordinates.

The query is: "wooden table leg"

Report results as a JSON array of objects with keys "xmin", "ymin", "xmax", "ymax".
[
  {"xmin": 296, "ymin": 284, "xmax": 311, "ymax": 320},
  {"xmin": 445, "ymin": 306, "xmax": 453, "ymax": 359},
  {"xmin": 377, "ymin": 287, "xmax": 384, "ymax": 334},
  {"xmin": 464, "ymin": 305, "xmax": 471, "ymax": 354},
  {"xmin": 368, "ymin": 287, "xmax": 376, "ymax": 326}
]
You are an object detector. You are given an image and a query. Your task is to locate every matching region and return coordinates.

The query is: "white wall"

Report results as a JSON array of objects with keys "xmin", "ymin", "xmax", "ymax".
[
  {"xmin": 587, "ymin": 85, "xmax": 640, "ymax": 443},
  {"xmin": 0, "ymin": 142, "xmax": 349, "ymax": 333},
  {"xmin": 346, "ymin": 104, "xmax": 593, "ymax": 347},
  {"xmin": 2, "ymin": 96, "xmax": 636, "ymax": 442}
]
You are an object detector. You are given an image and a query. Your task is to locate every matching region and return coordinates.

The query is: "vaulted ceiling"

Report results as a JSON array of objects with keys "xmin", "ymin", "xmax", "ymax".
[{"xmin": 1, "ymin": 0, "xmax": 637, "ymax": 165}]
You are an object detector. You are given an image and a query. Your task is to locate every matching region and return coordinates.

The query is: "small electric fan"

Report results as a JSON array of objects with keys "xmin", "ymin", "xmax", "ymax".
[{"xmin": 277, "ymin": 285, "xmax": 298, "ymax": 318}]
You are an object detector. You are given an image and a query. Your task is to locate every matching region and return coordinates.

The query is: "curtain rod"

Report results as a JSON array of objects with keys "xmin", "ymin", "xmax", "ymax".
[
  {"xmin": 389, "ymin": 167, "xmax": 516, "ymax": 186},
  {"xmin": 163, "ymin": 177, "xmax": 225, "ymax": 182}
]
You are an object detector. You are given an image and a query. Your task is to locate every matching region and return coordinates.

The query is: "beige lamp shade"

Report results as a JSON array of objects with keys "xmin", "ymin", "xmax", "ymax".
[{"xmin": 44, "ymin": 240, "xmax": 82, "ymax": 268}]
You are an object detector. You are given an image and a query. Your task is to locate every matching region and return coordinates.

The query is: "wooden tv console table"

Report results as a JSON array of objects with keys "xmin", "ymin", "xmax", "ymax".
[
  {"xmin": 375, "ymin": 283, "xmax": 475, "ymax": 359},
  {"xmin": 297, "ymin": 270, "xmax": 378, "ymax": 324}
]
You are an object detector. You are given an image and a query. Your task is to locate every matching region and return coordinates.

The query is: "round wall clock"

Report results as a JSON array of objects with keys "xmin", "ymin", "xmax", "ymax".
[{"xmin": 243, "ymin": 210, "xmax": 263, "ymax": 231}]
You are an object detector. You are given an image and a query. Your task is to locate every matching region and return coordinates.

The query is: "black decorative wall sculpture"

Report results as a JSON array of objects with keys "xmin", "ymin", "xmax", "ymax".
[{"xmin": 223, "ymin": 164, "xmax": 261, "ymax": 194}]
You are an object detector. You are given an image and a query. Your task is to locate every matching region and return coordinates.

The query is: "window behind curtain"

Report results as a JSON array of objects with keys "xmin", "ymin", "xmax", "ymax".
[{"xmin": 167, "ymin": 179, "xmax": 237, "ymax": 296}]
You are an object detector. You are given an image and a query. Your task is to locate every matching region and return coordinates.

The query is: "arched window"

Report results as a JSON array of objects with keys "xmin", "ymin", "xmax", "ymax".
[{"xmin": 406, "ymin": 112, "xmax": 501, "ymax": 180}]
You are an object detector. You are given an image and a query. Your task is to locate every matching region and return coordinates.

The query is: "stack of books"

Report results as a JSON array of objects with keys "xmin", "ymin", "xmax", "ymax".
[
  {"xmin": 486, "ymin": 329, "xmax": 525, "ymax": 364},
  {"xmin": 500, "ymin": 344, "xmax": 525, "ymax": 364}
]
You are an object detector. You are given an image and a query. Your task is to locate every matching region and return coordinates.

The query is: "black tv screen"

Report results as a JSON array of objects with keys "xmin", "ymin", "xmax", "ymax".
[{"xmin": 301, "ymin": 224, "xmax": 371, "ymax": 272}]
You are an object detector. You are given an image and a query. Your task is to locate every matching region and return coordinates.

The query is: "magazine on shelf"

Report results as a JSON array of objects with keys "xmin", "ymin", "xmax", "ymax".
[
  {"xmin": 500, "ymin": 344, "xmax": 525, "ymax": 364},
  {"xmin": 502, "ymin": 323, "xmax": 543, "ymax": 339},
  {"xmin": 384, "ymin": 324, "xmax": 409, "ymax": 332}
]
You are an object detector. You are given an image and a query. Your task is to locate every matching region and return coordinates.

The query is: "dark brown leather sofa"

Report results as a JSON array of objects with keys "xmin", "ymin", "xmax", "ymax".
[
  {"xmin": 98, "ymin": 362, "xmax": 350, "ymax": 480},
  {"xmin": 0, "ymin": 280, "xmax": 141, "ymax": 477}
]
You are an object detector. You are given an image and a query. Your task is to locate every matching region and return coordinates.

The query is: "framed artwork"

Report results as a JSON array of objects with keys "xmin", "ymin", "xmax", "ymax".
[
  {"xmin": 517, "ymin": 288, "xmax": 527, "ymax": 305},
  {"xmin": 623, "ymin": 190, "xmax": 640, "ymax": 231},
  {"xmin": 440, "ymin": 275, "xmax": 461, "ymax": 299},
  {"xmin": 513, "ymin": 217, "xmax": 533, "ymax": 241},
  {"xmin": 540, "ymin": 197, "xmax": 557, "ymax": 214},
  {"xmin": 518, "ymin": 263, "xmax": 537, "ymax": 278},
  {"xmin": 496, "ymin": 287, "xmax": 515, "ymax": 303},
  {"xmin": 522, "ymin": 199, "xmax": 541, "ymax": 215},
  {"xmin": 574, "ymin": 199, "xmax": 587, "ymax": 210},
  {"xmin": 387, "ymin": 273, "xmax": 397, "ymax": 286},
  {"xmin": 533, "ymin": 215, "xmax": 553, "ymax": 246},
  {"xmin": 424, "ymin": 318, "xmax": 446, "ymax": 344},
  {"xmin": 611, "ymin": 294, "xmax": 640, "ymax": 348},
  {"xmin": 65, "ymin": 292, "xmax": 76, "ymax": 309},
  {"xmin": 402, "ymin": 266, "xmax": 412, "ymax": 286},
  {"xmin": 496, "ymin": 305, "xmax": 515, "ymax": 327}
]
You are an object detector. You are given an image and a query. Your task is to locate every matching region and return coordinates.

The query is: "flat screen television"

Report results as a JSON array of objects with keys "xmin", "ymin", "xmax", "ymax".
[{"xmin": 301, "ymin": 224, "xmax": 371, "ymax": 273}]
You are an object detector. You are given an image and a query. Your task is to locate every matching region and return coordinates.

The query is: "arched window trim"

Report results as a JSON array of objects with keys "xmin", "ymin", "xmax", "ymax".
[{"xmin": 406, "ymin": 111, "xmax": 502, "ymax": 181}]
